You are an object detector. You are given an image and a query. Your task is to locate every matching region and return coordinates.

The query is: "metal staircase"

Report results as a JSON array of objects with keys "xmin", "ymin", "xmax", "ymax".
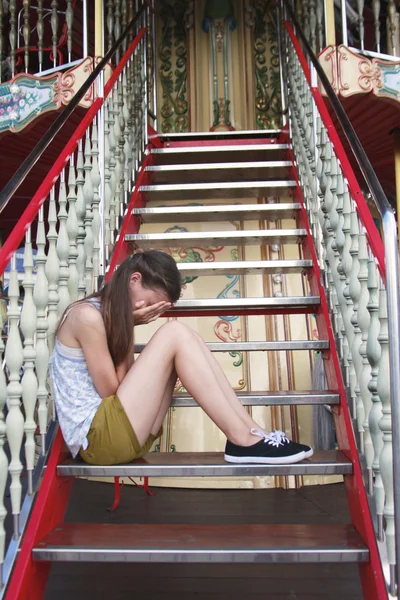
[{"xmin": 0, "ymin": 3, "xmax": 399, "ymax": 599}]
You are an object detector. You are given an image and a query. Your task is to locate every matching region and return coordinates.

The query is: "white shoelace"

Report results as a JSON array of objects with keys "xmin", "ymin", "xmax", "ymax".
[{"xmin": 250, "ymin": 428, "xmax": 290, "ymax": 447}]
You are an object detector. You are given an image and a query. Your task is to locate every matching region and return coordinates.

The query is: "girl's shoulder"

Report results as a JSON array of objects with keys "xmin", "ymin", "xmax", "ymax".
[{"xmin": 70, "ymin": 300, "xmax": 103, "ymax": 324}]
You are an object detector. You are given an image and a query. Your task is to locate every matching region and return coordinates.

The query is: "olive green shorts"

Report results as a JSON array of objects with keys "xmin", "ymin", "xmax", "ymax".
[{"xmin": 79, "ymin": 394, "xmax": 162, "ymax": 465}]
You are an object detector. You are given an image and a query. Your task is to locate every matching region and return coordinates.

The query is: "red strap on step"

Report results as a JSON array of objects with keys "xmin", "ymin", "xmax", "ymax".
[{"xmin": 108, "ymin": 476, "xmax": 155, "ymax": 511}]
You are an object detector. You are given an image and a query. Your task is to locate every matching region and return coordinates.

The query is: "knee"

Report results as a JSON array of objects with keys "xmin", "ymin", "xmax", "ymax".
[{"xmin": 159, "ymin": 320, "xmax": 193, "ymax": 345}]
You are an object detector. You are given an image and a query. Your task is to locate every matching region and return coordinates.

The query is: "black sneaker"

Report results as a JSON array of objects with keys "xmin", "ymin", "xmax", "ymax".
[
  {"xmin": 269, "ymin": 429, "xmax": 314, "ymax": 459},
  {"xmin": 224, "ymin": 428, "xmax": 307, "ymax": 465}
]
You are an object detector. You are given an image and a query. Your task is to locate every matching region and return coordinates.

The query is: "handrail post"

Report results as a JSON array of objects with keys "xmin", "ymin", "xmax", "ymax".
[
  {"xmin": 341, "ymin": 0, "xmax": 348, "ymax": 46},
  {"xmin": 143, "ymin": 7, "xmax": 149, "ymax": 147},
  {"xmin": 95, "ymin": 0, "xmax": 103, "ymax": 58},
  {"xmin": 324, "ymin": 0, "xmax": 336, "ymax": 45},
  {"xmin": 152, "ymin": 0, "xmax": 157, "ymax": 129},
  {"xmin": 277, "ymin": 3, "xmax": 288, "ymax": 128},
  {"xmin": 83, "ymin": 0, "xmax": 88, "ymax": 58},
  {"xmin": 383, "ymin": 211, "xmax": 400, "ymax": 595}
]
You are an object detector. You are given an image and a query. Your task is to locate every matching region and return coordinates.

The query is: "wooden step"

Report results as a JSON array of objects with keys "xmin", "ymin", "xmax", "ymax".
[
  {"xmin": 176, "ymin": 259, "xmax": 312, "ymax": 276},
  {"xmin": 167, "ymin": 297, "xmax": 320, "ymax": 317},
  {"xmin": 172, "ymin": 390, "xmax": 340, "ymax": 407},
  {"xmin": 57, "ymin": 450, "xmax": 351, "ymax": 478},
  {"xmin": 33, "ymin": 523, "xmax": 369, "ymax": 564},
  {"xmin": 125, "ymin": 228, "xmax": 305, "ymax": 249},
  {"xmin": 135, "ymin": 340, "xmax": 329, "ymax": 353},
  {"xmin": 150, "ymin": 143, "xmax": 289, "ymax": 164},
  {"xmin": 132, "ymin": 202, "xmax": 301, "ymax": 224},
  {"xmin": 139, "ymin": 181, "xmax": 296, "ymax": 201},
  {"xmin": 145, "ymin": 161, "xmax": 292, "ymax": 184}
]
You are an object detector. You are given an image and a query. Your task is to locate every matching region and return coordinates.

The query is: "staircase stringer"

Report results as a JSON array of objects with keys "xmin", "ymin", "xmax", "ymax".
[
  {"xmin": 289, "ymin": 152, "xmax": 387, "ymax": 600},
  {"xmin": 3, "ymin": 429, "xmax": 73, "ymax": 600}
]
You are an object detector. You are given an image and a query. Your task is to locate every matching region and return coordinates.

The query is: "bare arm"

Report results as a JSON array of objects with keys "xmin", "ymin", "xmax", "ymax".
[{"xmin": 72, "ymin": 304, "xmax": 120, "ymax": 398}]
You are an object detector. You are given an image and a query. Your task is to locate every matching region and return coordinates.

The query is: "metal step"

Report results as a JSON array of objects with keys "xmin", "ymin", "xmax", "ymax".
[
  {"xmin": 33, "ymin": 523, "xmax": 369, "ymax": 564},
  {"xmin": 125, "ymin": 229, "xmax": 306, "ymax": 249},
  {"xmin": 168, "ymin": 297, "xmax": 320, "ymax": 317},
  {"xmin": 145, "ymin": 161, "xmax": 292, "ymax": 184},
  {"xmin": 150, "ymin": 129, "xmax": 282, "ymax": 141},
  {"xmin": 57, "ymin": 450, "xmax": 351, "ymax": 478},
  {"xmin": 172, "ymin": 390, "xmax": 340, "ymax": 407},
  {"xmin": 176, "ymin": 259, "xmax": 312, "ymax": 276},
  {"xmin": 133, "ymin": 203, "xmax": 301, "ymax": 224},
  {"xmin": 150, "ymin": 143, "xmax": 290, "ymax": 164},
  {"xmin": 135, "ymin": 340, "xmax": 329, "ymax": 353},
  {"xmin": 139, "ymin": 181, "xmax": 296, "ymax": 201}
]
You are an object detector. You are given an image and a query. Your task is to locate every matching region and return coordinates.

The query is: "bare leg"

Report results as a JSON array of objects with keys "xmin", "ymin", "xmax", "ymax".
[
  {"xmin": 117, "ymin": 321, "xmax": 257, "ymax": 447},
  {"xmin": 150, "ymin": 369, "xmax": 177, "ymax": 436},
  {"xmin": 183, "ymin": 325, "xmax": 264, "ymax": 432}
]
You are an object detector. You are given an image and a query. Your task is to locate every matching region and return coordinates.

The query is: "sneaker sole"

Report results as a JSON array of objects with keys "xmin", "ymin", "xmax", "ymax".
[
  {"xmin": 304, "ymin": 448, "xmax": 314, "ymax": 459},
  {"xmin": 223, "ymin": 450, "xmax": 306, "ymax": 465}
]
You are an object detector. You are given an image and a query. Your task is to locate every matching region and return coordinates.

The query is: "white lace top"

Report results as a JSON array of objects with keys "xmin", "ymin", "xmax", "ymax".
[{"xmin": 50, "ymin": 299, "xmax": 102, "ymax": 458}]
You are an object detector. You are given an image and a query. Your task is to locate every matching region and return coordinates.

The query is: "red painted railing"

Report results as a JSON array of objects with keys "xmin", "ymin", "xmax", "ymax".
[
  {"xmin": 0, "ymin": 28, "xmax": 146, "ymax": 278},
  {"xmin": 285, "ymin": 22, "xmax": 386, "ymax": 281}
]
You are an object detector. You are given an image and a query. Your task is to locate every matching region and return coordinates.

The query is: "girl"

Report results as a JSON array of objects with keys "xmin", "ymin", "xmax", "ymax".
[{"xmin": 51, "ymin": 250, "xmax": 313, "ymax": 465}]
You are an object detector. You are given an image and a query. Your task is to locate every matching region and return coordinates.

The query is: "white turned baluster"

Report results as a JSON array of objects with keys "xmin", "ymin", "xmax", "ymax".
[
  {"xmin": 377, "ymin": 285, "xmax": 395, "ymax": 594},
  {"xmin": 51, "ymin": 0, "xmax": 59, "ymax": 67},
  {"xmin": 0, "ymin": 295, "xmax": 8, "ymax": 579},
  {"xmin": 5, "ymin": 255, "xmax": 24, "ymax": 538},
  {"xmin": 76, "ymin": 142, "xmax": 87, "ymax": 300},
  {"xmin": 349, "ymin": 207, "xmax": 364, "ymax": 451},
  {"xmin": 357, "ymin": 230, "xmax": 373, "ymax": 486},
  {"xmin": 114, "ymin": 0, "xmax": 122, "ymax": 62},
  {"xmin": 104, "ymin": 103, "xmax": 113, "ymax": 252},
  {"xmin": 366, "ymin": 255, "xmax": 384, "ymax": 536},
  {"xmin": 121, "ymin": 0, "xmax": 128, "ymax": 52},
  {"xmin": 57, "ymin": 171, "xmax": 71, "ymax": 316},
  {"xmin": 46, "ymin": 188, "xmax": 60, "ymax": 354},
  {"xmin": 33, "ymin": 206, "xmax": 49, "ymax": 451},
  {"xmin": 83, "ymin": 131, "xmax": 94, "ymax": 295},
  {"xmin": 340, "ymin": 184, "xmax": 354, "ymax": 400},
  {"xmin": 372, "ymin": 0, "xmax": 381, "ymax": 52},
  {"xmin": 22, "ymin": 0, "xmax": 31, "ymax": 73},
  {"xmin": 66, "ymin": 0, "xmax": 74, "ymax": 62},
  {"xmin": 107, "ymin": 0, "xmax": 115, "ymax": 51},
  {"xmin": 112, "ymin": 86, "xmax": 122, "ymax": 230},
  {"xmin": 67, "ymin": 157, "xmax": 79, "ymax": 302},
  {"xmin": 127, "ymin": 58, "xmax": 136, "ymax": 187},
  {"xmin": 316, "ymin": 0, "xmax": 324, "ymax": 51},
  {"xmin": 107, "ymin": 95, "xmax": 118, "ymax": 242},
  {"xmin": 21, "ymin": 230, "xmax": 37, "ymax": 495},
  {"xmin": 333, "ymin": 173, "xmax": 350, "ymax": 369},
  {"xmin": 117, "ymin": 78, "xmax": 127, "ymax": 211},
  {"xmin": 90, "ymin": 120, "xmax": 101, "ymax": 284},
  {"xmin": 9, "ymin": 0, "xmax": 17, "ymax": 76},
  {"xmin": 37, "ymin": 0, "xmax": 44, "ymax": 72},
  {"xmin": 309, "ymin": 0, "xmax": 317, "ymax": 52},
  {"xmin": 357, "ymin": 0, "xmax": 365, "ymax": 50},
  {"xmin": 387, "ymin": 0, "xmax": 397, "ymax": 55},
  {"xmin": 123, "ymin": 69, "xmax": 132, "ymax": 201}
]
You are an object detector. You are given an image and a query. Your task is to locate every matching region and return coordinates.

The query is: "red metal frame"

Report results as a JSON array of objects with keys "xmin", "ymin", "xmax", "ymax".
[
  {"xmin": 4, "ymin": 429, "xmax": 73, "ymax": 600},
  {"xmin": 285, "ymin": 22, "xmax": 386, "ymax": 281},
  {"xmin": 0, "ymin": 28, "xmax": 146, "ymax": 277},
  {"xmin": 288, "ymin": 150, "xmax": 387, "ymax": 600}
]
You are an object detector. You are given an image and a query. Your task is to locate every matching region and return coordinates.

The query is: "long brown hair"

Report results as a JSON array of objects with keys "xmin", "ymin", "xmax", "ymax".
[{"xmin": 57, "ymin": 250, "xmax": 181, "ymax": 366}]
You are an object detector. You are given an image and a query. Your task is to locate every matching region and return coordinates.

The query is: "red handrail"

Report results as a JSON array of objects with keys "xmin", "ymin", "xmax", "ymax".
[
  {"xmin": 285, "ymin": 22, "xmax": 386, "ymax": 281},
  {"xmin": 0, "ymin": 28, "xmax": 146, "ymax": 276}
]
